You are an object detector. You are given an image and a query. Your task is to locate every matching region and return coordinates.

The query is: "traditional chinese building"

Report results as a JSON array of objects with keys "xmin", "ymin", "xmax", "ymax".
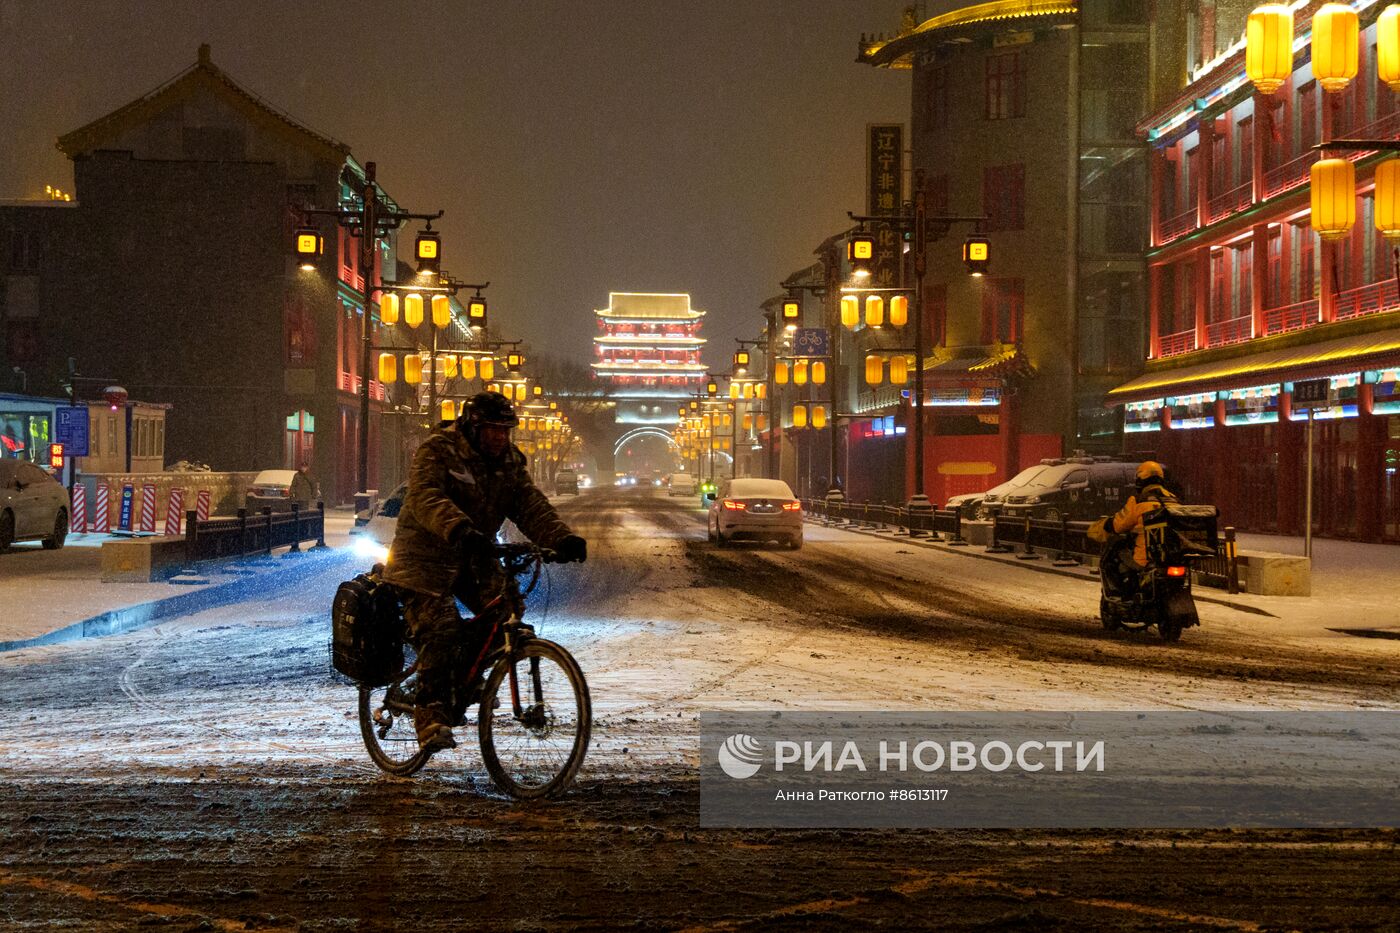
[
  {"xmin": 592, "ymin": 292, "xmax": 707, "ymax": 425},
  {"xmin": 1111, "ymin": 0, "xmax": 1400, "ymax": 542},
  {"xmin": 858, "ymin": 1, "xmax": 1151, "ymax": 505}
]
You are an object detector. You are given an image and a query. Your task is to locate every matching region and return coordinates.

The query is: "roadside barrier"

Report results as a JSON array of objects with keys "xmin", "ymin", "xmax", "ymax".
[
  {"xmin": 139, "ymin": 483, "xmax": 157, "ymax": 533},
  {"xmin": 195, "ymin": 489, "xmax": 211, "ymax": 522},
  {"xmin": 164, "ymin": 487, "xmax": 184, "ymax": 536},
  {"xmin": 93, "ymin": 484, "xmax": 111, "ymax": 533},
  {"xmin": 70, "ymin": 483, "xmax": 87, "ymax": 533},
  {"xmin": 800, "ymin": 498, "xmax": 1240, "ymax": 593},
  {"xmin": 183, "ymin": 501, "xmax": 328, "ymax": 565}
]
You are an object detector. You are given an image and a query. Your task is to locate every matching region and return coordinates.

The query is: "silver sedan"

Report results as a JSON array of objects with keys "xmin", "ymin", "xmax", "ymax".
[
  {"xmin": 0, "ymin": 459, "xmax": 71, "ymax": 551},
  {"xmin": 706, "ymin": 477, "xmax": 803, "ymax": 550}
]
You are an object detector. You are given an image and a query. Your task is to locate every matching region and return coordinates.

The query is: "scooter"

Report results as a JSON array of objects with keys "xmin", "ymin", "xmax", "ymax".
[{"xmin": 1091, "ymin": 506, "xmax": 1218, "ymax": 643}]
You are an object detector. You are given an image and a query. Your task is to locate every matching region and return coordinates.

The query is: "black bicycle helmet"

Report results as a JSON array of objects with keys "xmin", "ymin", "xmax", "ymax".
[{"xmin": 459, "ymin": 391, "xmax": 519, "ymax": 445}]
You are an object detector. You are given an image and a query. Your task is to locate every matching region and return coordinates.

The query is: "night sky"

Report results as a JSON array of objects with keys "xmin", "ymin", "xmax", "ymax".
[{"xmin": 0, "ymin": 1, "xmax": 910, "ymax": 370}]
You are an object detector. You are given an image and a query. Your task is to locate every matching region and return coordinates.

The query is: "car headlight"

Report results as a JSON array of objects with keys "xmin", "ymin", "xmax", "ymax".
[{"xmin": 352, "ymin": 537, "xmax": 390, "ymax": 563}]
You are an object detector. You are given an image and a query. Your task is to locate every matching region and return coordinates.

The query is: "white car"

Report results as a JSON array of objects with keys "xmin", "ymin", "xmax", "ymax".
[
  {"xmin": 706, "ymin": 477, "xmax": 803, "ymax": 550},
  {"xmin": 0, "ymin": 459, "xmax": 71, "ymax": 551},
  {"xmin": 668, "ymin": 473, "xmax": 696, "ymax": 496},
  {"xmin": 350, "ymin": 482, "xmax": 405, "ymax": 564}
]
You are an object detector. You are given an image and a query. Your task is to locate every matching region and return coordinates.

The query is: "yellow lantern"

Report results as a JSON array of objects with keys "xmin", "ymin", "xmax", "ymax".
[
  {"xmin": 865, "ymin": 354, "xmax": 884, "ymax": 385},
  {"xmin": 404, "ymin": 293, "xmax": 424, "ymax": 328},
  {"xmin": 487, "ymin": 382, "xmax": 499, "ymax": 393},
  {"xmin": 743, "ymin": 383, "xmax": 754, "ymax": 398},
  {"xmin": 379, "ymin": 293, "xmax": 400, "ymax": 325},
  {"xmin": 440, "ymin": 400, "xmax": 455, "ymax": 421},
  {"xmin": 865, "ymin": 295, "xmax": 884, "ymax": 327},
  {"xmin": 721, "ymin": 437, "xmax": 731, "ymax": 450},
  {"xmin": 442, "ymin": 354, "xmax": 458, "ymax": 378},
  {"xmin": 812, "ymin": 405, "xmax": 828, "ymax": 429},
  {"xmin": 775, "ymin": 360, "xmax": 789, "ymax": 384},
  {"xmin": 792, "ymin": 404, "xmax": 807, "ymax": 428},
  {"xmin": 378, "ymin": 353, "xmax": 397, "ymax": 384},
  {"xmin": 729, "ymin": 382, "xmax": 740, "ymax": 399},
  {"xmin": 502, "ymin": 384, "xmax": 514, "ymax": 401},
  {"xmin": 889, "ymin": 294, "xmax": 909, "ymax": 328},
  {"xmin": 722, "ymin": 413, "xmax": 732, "ymax": 427},
  {"xmin": 794, "ymin": 360, "xmax": 808, "ymax": 385},
  {"xmin": 1310, "ymin": 158, "xmax": 1356, "ymax": 240},
  {"xmin": 890, "ymin": 354, "xmax": 910, "ymax": 385},
  {"xmin": 840, "ymin": 295, "xmax": 859, "ymax": 328},
  {"xmin": 1311, "ymin": 3, "xmax": 1359, "ymax": 93},
  {"xmin": 811, "ymin": 361, "xmax": 827, "ymax": 385},
  {"xmin": 755, "ymin": 383, "xmax": 766, "ymax": 399},
  {"xmin": 461, "ymin": 357, "xmax": 477, "ymax": 380},
  {"xmin": 1246, "ymin": 5, "xmax": 1294, "ymax": 95},
  {"xmin": 1376, "ymin": 158, "xmax": 1400, "ymax": 240},
  {"xmin": 756, "ymin": 414, "xmax": 767, "ymax": 431},
  {"xmin": 1380, "ymin": 5, "xmax": 1400, "ymax": 92},
  {"xmin": 480, "ymin": 358, "xmax": 495, "ymax": 380},
  {"xmin": 404, "ymin": 354, "xmax": 423, "ymax": 385},
  {"xmin": 743, "ymin": 413, "xmax": 753, "ymax": 430},
  {"xmin": 431, "ymin": 294, "xmax": 451, "ymax": 328}
]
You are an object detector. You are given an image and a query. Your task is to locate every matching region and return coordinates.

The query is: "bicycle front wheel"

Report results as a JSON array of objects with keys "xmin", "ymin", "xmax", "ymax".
[
  {"xmin": 478, "ymin": 639, "xmax": 591, "ymax": 799},
  {"xmin": 358, "ymin": 656, "xmax": 429, "ymax": 776}
]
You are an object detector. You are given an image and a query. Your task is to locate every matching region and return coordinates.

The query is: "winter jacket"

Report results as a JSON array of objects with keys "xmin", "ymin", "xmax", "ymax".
[
  {"xmin": 1110, "ymin": 482, "xmax": 1177, "ymax": 567},
  {"xmin": 382, "ymin": 422, "xmax": 572, "ymax": 597}
]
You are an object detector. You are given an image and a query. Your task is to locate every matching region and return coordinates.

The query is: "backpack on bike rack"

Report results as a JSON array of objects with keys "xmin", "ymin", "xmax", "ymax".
[{"xmin": 331, "ymin": 569, "xmax": 405, "ymax": 687}]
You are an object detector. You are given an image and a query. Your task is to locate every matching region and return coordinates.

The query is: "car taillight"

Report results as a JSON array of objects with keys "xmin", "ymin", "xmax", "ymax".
[
  {"xmin": 782, "ymin": 501, "xmax": 801, "ymax": 511},
  {"xmin": 1166, "ymin": 566, "xmax": 1187, "ymax": 577},
  {"xmin": 722, "ymin": 499, "xmax": 746, "ymax": 510}
]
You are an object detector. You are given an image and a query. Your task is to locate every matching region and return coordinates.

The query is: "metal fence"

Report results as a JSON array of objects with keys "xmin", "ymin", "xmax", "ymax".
[
  {"xmin": 184, "ymin": 502, "xmax": 328, "ymax": 565},
  {"xmin": 801, "ymin": 498, "xmax": 1240, "ymax": 594}
]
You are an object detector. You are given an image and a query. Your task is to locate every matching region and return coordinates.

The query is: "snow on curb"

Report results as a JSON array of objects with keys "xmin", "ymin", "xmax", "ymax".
[{"xmin": 0, "ymin": 549, "xmax": 354, "ymax": 654}]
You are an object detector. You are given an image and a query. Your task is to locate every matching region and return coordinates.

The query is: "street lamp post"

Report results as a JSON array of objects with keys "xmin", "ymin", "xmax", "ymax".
[{"xmin": 781, "ymin": 281, "xmax": 844, "ymax": 502}]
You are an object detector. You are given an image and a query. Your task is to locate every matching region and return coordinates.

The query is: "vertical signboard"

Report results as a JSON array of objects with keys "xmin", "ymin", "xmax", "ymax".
[{"xmin": 867, "ymin": 123, "xmax": 904, "ymax": 287}]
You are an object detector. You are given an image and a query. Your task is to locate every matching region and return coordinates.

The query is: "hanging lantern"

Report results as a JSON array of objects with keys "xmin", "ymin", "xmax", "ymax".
[
  {"xmin": 461, "ymin": 357, "xmax": 477, "ymax": 380},
  {"xmin": 811, "ymin": 361, "xmax": 827, "ymax": 385},
  {"xmin": 743, "ymin": 413, "xmax": 753, "ymax": 430},
  {"xmin": 533, "ymin": 384, "xmax": 544, "ymax": 397},
  {"xmin": 794, "ymin": 360, "xmax": 808, "ymax": 385},
  {"xmin": 404, "ymin": 293, "xmax": 424, "ymax": 328},
  {"xmin": 487, "ymin": 382, "xmax": 499, "ymax": 393},
  {"xmin": 431, "ymin": 295, "xmax": 451, "ymax": 328},
  {"xmin": 792, "ymin": 404, "xmax": 807, "ymax": 428},
  {"xmin": 865, "ymin": 354, "xmax": 884, "ymax": 385},
  {"xmin": 1380, "ymin": 5, "xmax": 1400, "ymax": 92},
  {"xmin": 756, "ymin": 414, "xmax": 767, "ymax": 431},
  {"xmin": 890, "ymin": 354, "xmax": 910, "ymax": 385},
  {"xmin": 404, "ymin": 354, "xmax": 423, "ymax": 385},
  {"xmin": 743, "ymin": 383, "xmax": 754, "ymax": 398},
  {"xmin": 1312, "ymin": 4, "xmax": 1359, "ymax": 93},
  {"xmin": 722, "ymin": 413, "xmax": 732, "ymax": 427},
  {"xmin": 721, "ymin": 437, "xmax": 731, "ymax": 450},
  {"xmin": 1245, "ymin": 5, "xmax": 1294, "ymax": 95},
  {"xmin": 379, "ymin": 293, "xmax": 400, "ymax": 326},
  {"xmin": 865, "ymin": 295, "xmax": 885, "ymax": 327},
  {"xmin": 481, "ymin": 358, "xmax": 495, "ymax": 380},
  {"xmin": 440, "ymin": 400, "xmax": 455, "ymax": 421},
  {"xmin": 467, "ymin": 297, "xmax": 488, "ymax": 323},
  {"xmin": 1377, "ymin": 159, "xmax": 1400, "ymax": 240},
  {"xmin": 775, "ymin": 360, "xmax": 789, "ymax": 384},
  {"xmin": 840, "ymin": 295, "xmax": 859, "ymax": 328},
  {"xmin": 755, "ymin": 383, "xmax": 766, "ymax": 399},
  {"xmin": 378, "ymin": 353, "xmax": 397, "ymax": 384},
  {"xmin": 889, "ymin": 294, "xmax": 909, "ymax": 327},
  {"xmin": 442, "ymin": 355, "xmax": 458, "ymax": 379},
  {"xmin": 729, "ymin": 382, "xmax": 740, "ymax": 399},
  {"xmin": 502, "ymin": 384, "xmax": 514, "ymax": 401},
  {"xmin": 1310, "ymin": 158, "xmax": 1356, "ymax": 240},
  {"xmin": 812, "ymin": 405, "xmax": 828, "ymax": 429}
]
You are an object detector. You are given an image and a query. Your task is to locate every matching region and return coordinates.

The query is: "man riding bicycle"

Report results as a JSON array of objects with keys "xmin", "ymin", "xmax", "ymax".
[{"xmin": 383, "ymin": 391, "xmax": 586, "ymax": 755}]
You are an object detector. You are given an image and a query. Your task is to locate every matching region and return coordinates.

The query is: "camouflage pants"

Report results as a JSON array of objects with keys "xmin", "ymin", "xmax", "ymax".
[{"xmin": 401, "ymin": 588, "xmax": 492, "ymax": 738}]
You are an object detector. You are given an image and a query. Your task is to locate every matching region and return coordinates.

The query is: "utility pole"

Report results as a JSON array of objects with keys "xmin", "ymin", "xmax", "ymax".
[{"xmin": 765, "ymin": 308, "xmax": 777, "ymax": 479}]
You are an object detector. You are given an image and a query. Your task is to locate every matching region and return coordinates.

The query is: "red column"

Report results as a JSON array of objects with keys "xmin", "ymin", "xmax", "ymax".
[
  {"xmin": 999, "ymin": 387, "xmax": 1019, "ymax": 479},
  {"xmin": 1252, "ymin": 225, "xmax": 1268, "ymax": 338},
  {"xmin": 1195, "ymin": 245, "xmax": 1211, "ymax": 350},
  {"xmin": 1150, "ymin": 149, "xmax": 1165, "ymax": 246},
  {"xmin": 1149, "ymin": 263, "xmax": 1163, "ymax": 358},
  {"xmin": 1252, "ymin": 92, "xmax": 1268, "ymax": 203},
  {"xmin": 1196, "ymin": 122, "xmax": 1214, "ymax": 228},
  {"xmin": 1357, "ymin": 384, "xmax": 1382, "ymax": 540},
  {"xmin": 1277, "ymin": 392, "xmax": 1301, "ymax": 534}
]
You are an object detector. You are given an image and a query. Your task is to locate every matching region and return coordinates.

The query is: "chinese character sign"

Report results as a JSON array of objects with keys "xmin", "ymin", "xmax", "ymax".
[{"xmin": 867, "ymin": 124, "xmax": 903, "ymax": 287}]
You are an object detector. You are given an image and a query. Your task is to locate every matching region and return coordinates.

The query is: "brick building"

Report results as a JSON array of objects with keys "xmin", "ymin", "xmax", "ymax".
[{"xmin": 0, "ymin": 45, "xmax": 406, "ymax": 503}]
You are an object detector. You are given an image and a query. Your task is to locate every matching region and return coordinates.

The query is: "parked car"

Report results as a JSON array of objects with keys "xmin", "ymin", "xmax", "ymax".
[
  {"xmin": 706, "ymin": 477, "xmax": 803, "ymax": 549},
  {"xmin": 553, "ymin": 469, "xmax": 579, "ymax": 495},
  {"xmin": 999, "ymin": 459, "xmax": 1138, "ymax": 524},
  {"xmin": 946, "ymin": 464, "xmax": 1056, "ymax": 520},
  {"xmin": 668, "ymin": 472, "xmax": 696, "ymax": 496},
  {"xmin": 350, "ymin": 481, "xmax": 405, "ymax": 563},
  {"xmin": 0, "ymin": 459, "xmax": 71, "ymax": 550},
  {"xmin": 245, "ymin": 469, "xmax": 317, "ymax": 513}
]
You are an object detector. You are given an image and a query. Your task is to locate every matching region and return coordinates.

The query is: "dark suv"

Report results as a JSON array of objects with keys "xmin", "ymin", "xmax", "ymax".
[{"xmin": 998, "ymin": 458, "xmax": 1138, "ymax": 524}]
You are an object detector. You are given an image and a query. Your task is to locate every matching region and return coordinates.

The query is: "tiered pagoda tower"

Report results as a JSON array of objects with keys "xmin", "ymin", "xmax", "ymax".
[{"xmin": 592, "ymin": 292, "xmax": 707, "ymax": 424}]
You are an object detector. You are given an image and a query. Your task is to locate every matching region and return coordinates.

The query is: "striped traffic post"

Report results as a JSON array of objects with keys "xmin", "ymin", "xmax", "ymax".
[
  {"xmin": 93, "ymin": 484, "xmax": 111, "ymax": 533},
  {"xmin": 164, "ymin": 487, "xmax": 184, "ymax": 536},
  {"xmin": 139, "ymin": 483, "xmax": 157, "ymax": 533},
  {"xmin": 70, "ymin": 483, "xmax": 87, "ymax": 533},
  {"xmin": 195, "ymin": 489, "xmax": 211, "ymax": 522}
]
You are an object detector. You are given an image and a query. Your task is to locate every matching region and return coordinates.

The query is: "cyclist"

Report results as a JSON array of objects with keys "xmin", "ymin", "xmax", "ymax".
[{"xmin": 383, "ymin": 391, "xmax": 587, "ymax": 755}]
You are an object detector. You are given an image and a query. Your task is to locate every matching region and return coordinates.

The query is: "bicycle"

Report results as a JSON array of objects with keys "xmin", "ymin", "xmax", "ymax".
[{"xmin": 357, "ymin": 543, "xmax": 592, "ymax": 799}]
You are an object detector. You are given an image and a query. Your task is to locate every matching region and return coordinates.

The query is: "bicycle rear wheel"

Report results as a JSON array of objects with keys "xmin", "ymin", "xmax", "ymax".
[
  {"xmin": 358, "ymin": 653, "xmax": 429, "ymax": 776},
  {"xmin": 478, "ymin": 639, "xmax": 591, "ymax": 799}
]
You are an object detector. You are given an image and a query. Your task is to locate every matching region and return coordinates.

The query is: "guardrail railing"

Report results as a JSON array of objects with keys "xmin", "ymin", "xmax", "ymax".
[
  {"xmin": 184, "ymin": 501, "xmax": 328, "ymax": 565},
  {"xmin": 800, "ymin": 498, "xmax": 1239, "ymax": 593}
]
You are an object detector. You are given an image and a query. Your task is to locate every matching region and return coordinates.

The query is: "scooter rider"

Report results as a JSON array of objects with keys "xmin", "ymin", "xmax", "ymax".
[
  {"xmin": 1106, "ymin": 460, "xmax": 1177, "ymax": 576},
  {"xmin": 383, "ymin": 391, "xmax": 587, "ymax": 755}
]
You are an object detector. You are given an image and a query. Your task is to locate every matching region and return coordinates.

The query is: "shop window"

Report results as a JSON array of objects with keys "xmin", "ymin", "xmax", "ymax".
[
  {"xmin": 8, "ymin": 231, "xmax": 41, "ymax": 272},
  {"xmin": 1267, "ymin": 228, "xmax": 1283, "ymax": 306},
  {"xmin": 1236, "ymin": 116, "xmax": 1252, "ymax": 187},
  {"xmin": 985, "ymin": 51, "xmax": 1025, "ymax": 120}
]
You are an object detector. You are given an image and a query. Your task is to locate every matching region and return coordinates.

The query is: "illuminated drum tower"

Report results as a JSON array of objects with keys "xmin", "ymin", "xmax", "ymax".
[{"xmin": 592, "ymin": 292, "xmax": 707, "ymax": 424}]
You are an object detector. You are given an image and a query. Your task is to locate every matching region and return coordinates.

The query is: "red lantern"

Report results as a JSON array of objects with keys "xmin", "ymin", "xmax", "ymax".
[{"xmin": 103, "ymin": 385, "xmax": 128, "ymax": 411}]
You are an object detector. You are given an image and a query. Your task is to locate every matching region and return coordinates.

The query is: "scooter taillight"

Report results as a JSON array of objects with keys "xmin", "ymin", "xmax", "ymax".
[{"xmin": 1166, "ymin": 566, "xmax": 1187, "ymax": 577}]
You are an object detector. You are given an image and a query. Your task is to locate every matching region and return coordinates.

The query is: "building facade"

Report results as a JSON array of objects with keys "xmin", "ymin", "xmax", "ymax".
[
  {"xmin": 859, "ymin": 0, "xmax": 1151, "ymax": 506},
  {"xmin": 592, "ymin": 292, "xmax": 708, "ymax": 425},
  {"xmin": 0, "ymin": 45, "xmax": 408, "ymax": 503},
  {"xmin": 1115, "ymin": 0, "xmax": 1400, "ymax": 542}
]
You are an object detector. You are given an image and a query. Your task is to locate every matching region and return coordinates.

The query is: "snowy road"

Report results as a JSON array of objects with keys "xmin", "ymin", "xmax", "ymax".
[{"xmin": 2, "ymin": 488, "xmax": 1396, "ymax": 930}]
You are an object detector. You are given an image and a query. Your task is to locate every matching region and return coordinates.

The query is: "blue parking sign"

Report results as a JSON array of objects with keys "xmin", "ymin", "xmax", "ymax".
[{"xmin": 54, "ymin": 407, "xmax": 89, "ymax": 457}]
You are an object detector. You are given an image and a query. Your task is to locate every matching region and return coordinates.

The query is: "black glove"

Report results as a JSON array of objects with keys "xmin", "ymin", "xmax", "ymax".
[
  {"xmin": 453, "ymin": 527, "xmax": 490, "ymax": 557},
  {"xmin": 555, "ymin": 534, "xmax": 587, "ymax": 564}
]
